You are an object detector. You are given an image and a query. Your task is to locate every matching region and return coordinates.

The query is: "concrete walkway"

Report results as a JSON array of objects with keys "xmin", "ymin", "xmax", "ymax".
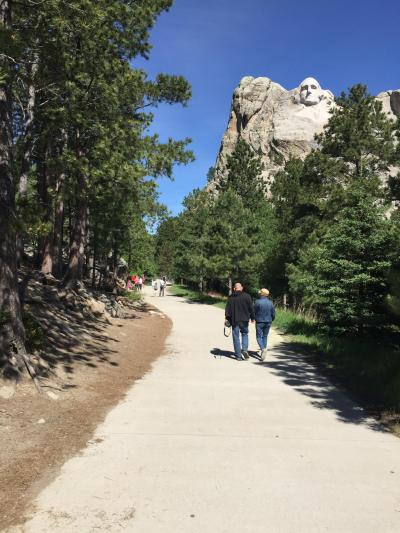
[{"xmin": 11, "ymin": 288, "xmax": 400, "ymax": 532}]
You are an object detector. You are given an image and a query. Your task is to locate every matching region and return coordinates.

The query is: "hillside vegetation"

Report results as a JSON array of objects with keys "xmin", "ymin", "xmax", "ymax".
[{"xmin": 0, "ymin": 0, "xmax": 193, "ymax": 378}]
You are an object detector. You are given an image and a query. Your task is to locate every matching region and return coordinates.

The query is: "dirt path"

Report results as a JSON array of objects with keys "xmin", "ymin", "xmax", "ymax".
[
  {"xmin": 0, "ymin": 301, "xmax": 171, "ymax": 531},
  {"xmin": 6, "ymin": 287, "xmax": 400, "ymax": 532}
]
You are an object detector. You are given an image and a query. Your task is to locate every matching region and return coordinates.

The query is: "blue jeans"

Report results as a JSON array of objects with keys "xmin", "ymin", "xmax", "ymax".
[
  {"xmin": 256, "ymin": 322, "xmax": 271, "ymax": 350},
  {"xmin": 232, "ymin": 321, "xmax": 249, "ymax": 357}
]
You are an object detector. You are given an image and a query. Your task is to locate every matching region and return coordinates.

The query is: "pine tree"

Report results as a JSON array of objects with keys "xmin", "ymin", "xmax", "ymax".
[
  {"xmin": 218, "ymin": 139, "xmax": 266, "ymax": 209},
  {"xmin": 0, "ymin": 1, "xmax": 194, "ymax": 373},
  {"xmin": 285, "ymin": 85, "xmax": 397, "ymax": 330},
  {"xmin": 0, "ymin": 0, "xmax": 27, "ymax": 362},
  {"xmin": 173, "ymin": 189, "xmax": 212, "ymax": 289},
  {"xmin": 289, "ymin": 187, "xmax": 397, "ymax": 333},
  {"xmin": 203, "ymin": 190, "xmax": 272, "ymax": 293},
  {"xmin": 155, "ymin": 217, "xmax": 180, "ymax": 277}
]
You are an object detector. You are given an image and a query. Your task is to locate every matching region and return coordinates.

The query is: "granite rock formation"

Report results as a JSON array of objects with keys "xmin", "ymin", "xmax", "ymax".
[{"xmin": 212, "ymin": 76, "xmax": 400, "ymax": 188}]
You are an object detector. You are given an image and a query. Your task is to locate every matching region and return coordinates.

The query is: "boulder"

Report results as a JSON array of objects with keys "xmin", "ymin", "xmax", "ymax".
[
  {"xmin": 86, "ymin": 298, "xmax": 106, "ymax": 316},
  {"xmin": 376, "ymin": 89, "xmax": 400, "ymax": 118}
]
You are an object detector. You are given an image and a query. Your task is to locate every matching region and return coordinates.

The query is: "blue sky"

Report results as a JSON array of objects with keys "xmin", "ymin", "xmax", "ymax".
[{"xmin": 137, "ymin": 0, "xmax": 400, "ymax": 215}]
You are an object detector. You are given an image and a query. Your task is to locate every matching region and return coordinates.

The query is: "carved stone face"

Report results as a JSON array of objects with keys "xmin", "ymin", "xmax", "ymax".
[{"xmin": 299, "ymin": 77, "xmax": 323, "ymax": 106}]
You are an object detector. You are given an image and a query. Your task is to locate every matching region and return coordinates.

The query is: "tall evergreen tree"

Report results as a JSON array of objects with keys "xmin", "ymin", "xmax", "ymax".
[
  {"xmin": 0, "ymin": 0, "xmax": 26, "ymax": 361},
  {"xmin": 217, "ymin": 139, "xmax": 266, "ymax": 209},
  {"xmin": 155, "ymin": 217, "xmax": 180, "ymax": 278},
  {"xmin": 173, "ymin": 189, "xmax": 211, "ymax": 289},
  {"xmin": 0, "ymin": 1, "xmax": 194, "ymax": 372},
  {"xmin": 284, "ymin": 85, "xmax": 397, "ymax": 329},
  {"xmin": 203, "ymin": 190, "xmax": 273, "ymax": 293},
  {"xmin": 289, "ymin": 187, "xmax": 397, "ymax": 333}
]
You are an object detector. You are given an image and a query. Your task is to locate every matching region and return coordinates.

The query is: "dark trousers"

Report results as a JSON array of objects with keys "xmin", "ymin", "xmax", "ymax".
[
  {"xmin": 256, "ymin": 322, "xmax": 271, "ymax": 350},
  {"xmin": 232, "ymin": 321, "xmax": 249, "ymax": 357}
]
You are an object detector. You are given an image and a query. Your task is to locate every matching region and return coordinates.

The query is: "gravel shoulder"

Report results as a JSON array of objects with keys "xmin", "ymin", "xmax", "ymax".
[{"xmin": 0, "ymin": 301, "xmax": 171, "ymax": 531}]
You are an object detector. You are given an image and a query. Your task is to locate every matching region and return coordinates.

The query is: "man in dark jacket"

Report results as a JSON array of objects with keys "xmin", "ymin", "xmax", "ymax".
[
  {"xmin": 225, "ymin": 282, "xmax": 255, "ymax": 360},
  {"xmin": 254, "ymin": 288, "xmax": 275, "ymax": 361}
]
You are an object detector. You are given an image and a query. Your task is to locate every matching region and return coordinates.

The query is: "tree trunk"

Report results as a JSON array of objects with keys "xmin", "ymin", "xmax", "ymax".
[
  {"xmin": 51, "ymin": 131, "xmax": 67, "ymax": 278},
  {"xmin": 38, "ymin": 143, "xmax": 54, "ymax": 275},
  {"xmin": 18, "ymin": 58, "xmax": 38, "ymax": 200},
  {"xmin": 52, "ymin": 181, "xmax": 64, "ymax": 278},
  {"xmin": 113, "ymin": 241, "xmax": 119, "ymax": 275},
  {"xmin": 52, "ymin": 131, "xmax": 68, "ymax": 278},
  {"xmin": 0, "ymin": 0, "xmax": 26, "ymax": 362},
  {"xmin": 228, "ymin": 275, "xmax": 233, "ymax": 295},
  {"xmin": 16, "ymin": 66, "xmax": 36, "ymax": 263},
  {"xmin": 16, "ymin": 57, "xmax": 38, "ymax": 265},
  {"xmin": 41, "ymin": 237, "xmax": 53, "ymax": 275},
  {"xmin": 91, "ymin": 221, "xmax": 97, "ymax": 288},
  {"xmin": 199, "ymin": 276, "xmax": 203, "ymax": 293},
  {"xmin": 64, "ymin": 171, "xmax": 88, "ymax": 285},
  {"xmin": 283, "ymin": 293, "xmax": 288, "ymax": 311},
  {"xmin": 68, "ymin": 199, "xmax": 73, "ymax": 247},
  {"xmin": 83, "ymin": 205, "xmax": 90, "ymax": 277}
]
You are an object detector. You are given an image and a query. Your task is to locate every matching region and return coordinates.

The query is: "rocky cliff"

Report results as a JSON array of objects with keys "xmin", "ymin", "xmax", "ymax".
[{"xmin": 212, "ymin": 76, "xmax": 400, "ymax": 187}]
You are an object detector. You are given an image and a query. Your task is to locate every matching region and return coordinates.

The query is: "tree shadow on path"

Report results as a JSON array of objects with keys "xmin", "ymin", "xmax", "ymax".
[
  {"xmin": 258, "ymin": 339, "xmax": 386, "ymax": 433},
  {"xmin": 211, "ymin": 340, "xmax": 386, "ymax": 433}
]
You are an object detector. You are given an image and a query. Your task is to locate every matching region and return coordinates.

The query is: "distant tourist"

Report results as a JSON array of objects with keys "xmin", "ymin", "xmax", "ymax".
[
  {"xmin": 131, "ymin": 274, "xmax": 138, "ymax": 291},
  {"xmin": 152, "ymin": 278, "xmax": 158, "ymax": 296},
  {"xmin": 225, "ymin": 282, "xmax": 255, "ymax": 360},
  {"xmin": 138, "ymin": 276, "xmax": 143, "ymax": 291},
  {"xmin": 159, "ymin": 277, "xmax": 165, "ymax": 297},
  {"xmin": 254, "ymin": 288, "xmax": 275, "ymax": 361}
]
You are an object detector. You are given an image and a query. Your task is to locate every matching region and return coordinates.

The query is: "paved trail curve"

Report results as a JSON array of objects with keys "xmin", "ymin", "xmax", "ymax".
[{"xmin": 11, "ymin": 288, "xmax": 400, "ymax": 532}]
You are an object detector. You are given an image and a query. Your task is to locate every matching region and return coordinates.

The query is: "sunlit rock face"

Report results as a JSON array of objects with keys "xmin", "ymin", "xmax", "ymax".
[
  {"xmin": 376, "ymin": 90, "xmax": 400, "ymax": 118},
  {"xmin": 299, "ymin": 77, "xmax": 330, "ymax": 106},
  {"xmin": 211, "ymin": 76, "xmax": 400, "ymax": 191}
]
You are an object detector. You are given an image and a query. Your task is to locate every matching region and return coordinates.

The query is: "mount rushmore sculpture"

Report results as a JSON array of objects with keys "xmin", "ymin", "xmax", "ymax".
[{"xmin": 212, "ymin": 76, "xmax": 400, "ymax": 186}]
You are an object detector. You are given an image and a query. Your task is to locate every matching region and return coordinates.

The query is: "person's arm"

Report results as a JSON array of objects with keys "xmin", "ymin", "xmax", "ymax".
[
  {"xmin": 254, "ymin": 300, "xmax": 259, "ymax": 321},
  {"xmin": 225, "ymin": 299, "xmax": 232, "ymax": 323}
]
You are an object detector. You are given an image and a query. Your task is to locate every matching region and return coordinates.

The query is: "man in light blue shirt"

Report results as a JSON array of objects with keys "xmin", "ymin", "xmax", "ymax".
[{"xmin": 254, "ymin": 288, "xmax": 275, "ymax": 361}]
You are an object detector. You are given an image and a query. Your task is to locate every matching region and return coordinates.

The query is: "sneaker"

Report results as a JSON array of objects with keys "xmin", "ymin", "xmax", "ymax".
[
  {"xmin": 241, "ymin": 350, "xmax": 249, "ymax": 360},
  {"xmin": 260, "ymin": 349, "xmax": 266, "ymax": 361}
]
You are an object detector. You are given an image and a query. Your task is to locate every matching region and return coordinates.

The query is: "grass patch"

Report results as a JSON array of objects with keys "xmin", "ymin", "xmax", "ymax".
[
  {"xmin": 123, "ymin": 290, "xmax": 142, "ymax": 302},
  {"xmin": 274, "ymin": 308, "xmax": 400, "ymax": 435},
  {"xmin": 274, "ymin": 308, "xmax": 320, "ymax": 337},
  {"xmin": 170, "ymin": 284, "xmax": 226, "ymax": 309}
]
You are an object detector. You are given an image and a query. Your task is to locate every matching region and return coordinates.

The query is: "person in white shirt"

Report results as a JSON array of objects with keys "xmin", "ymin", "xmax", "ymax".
[
  {"xmin": 151, "ymin": 279, "xmax": 158, "ymax": 296},
  {"xmin": 159, "ymin": 278, "xmax": 165, "ymax": 296}
]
